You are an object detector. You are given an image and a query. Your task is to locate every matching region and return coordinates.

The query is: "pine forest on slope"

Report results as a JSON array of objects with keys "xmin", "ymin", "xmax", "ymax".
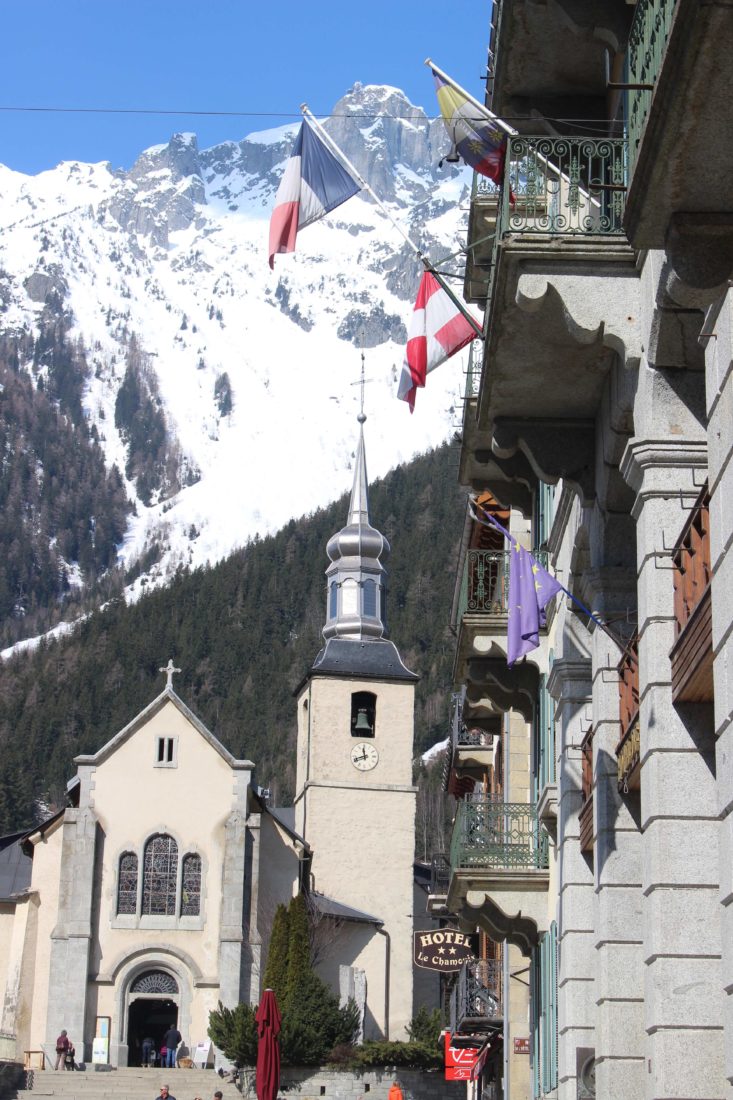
[{"xmin": 0, "ymin": 440, "xmax": 463, "ymax": 835}]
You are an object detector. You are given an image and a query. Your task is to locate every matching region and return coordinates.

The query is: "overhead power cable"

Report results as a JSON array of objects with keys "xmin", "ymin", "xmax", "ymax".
[{"xmin": 0, "ymin": 104, "xmax": 623, "ymax": 131}]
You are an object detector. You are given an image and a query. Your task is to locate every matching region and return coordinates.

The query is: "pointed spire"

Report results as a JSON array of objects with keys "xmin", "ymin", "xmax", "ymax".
[
  {"xmin": 348, "ymin": 413, "xmax": 370, "ymax": 527},
  {"xmin": 322, "ymin": 412, "xmax": 390, "ymax": 642}
]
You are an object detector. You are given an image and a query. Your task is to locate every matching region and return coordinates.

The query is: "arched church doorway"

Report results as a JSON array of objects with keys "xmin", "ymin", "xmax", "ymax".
[{"xmin": 126, "ymin": 970, "xmax": 179, "ymax": 1067}]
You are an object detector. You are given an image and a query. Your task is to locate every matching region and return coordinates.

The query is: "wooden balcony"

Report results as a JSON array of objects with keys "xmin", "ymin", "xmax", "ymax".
[
  {"xmin": 617, "ymin": 635, "xmax": 640, "ymax": 793},
  {"xmin": 670, "ymin": 485, "xmax": 713, "ymax": 703}
]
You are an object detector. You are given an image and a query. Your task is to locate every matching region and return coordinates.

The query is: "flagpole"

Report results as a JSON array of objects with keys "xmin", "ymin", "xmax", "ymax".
[
  {"xmin": 425, "ymin": 59, "xmax": 601, "ymax": 212},
  {"xmin": 301, "ymin": 104, "xmax": 484, "ymax": 340},
  {"xmin": 425, "ymin": 58, "xmax": 518, "ymax": 139}
]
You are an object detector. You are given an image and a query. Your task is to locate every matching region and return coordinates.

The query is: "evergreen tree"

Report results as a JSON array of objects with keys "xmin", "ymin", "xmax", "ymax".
[
  {"xmin": 207, "ymin": 1001, "xmax": 258, "ymax": 1067},
  {"xmin": 262, "ymin": 902, "xmax": 290, "ymax": 1004}
]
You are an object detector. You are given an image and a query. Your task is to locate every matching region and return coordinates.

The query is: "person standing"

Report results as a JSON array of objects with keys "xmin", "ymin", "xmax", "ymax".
[
  {"xmin": 388, "ymin": 1081, "xmax": 403, "ymax": 1100},
  {"xmin": 155, "ymin": 1084, "xmax": 176, "ymax": 1100},
  {"xmin": 142, "ymin": 1036, "xmax": 155, "ymax": 1067},
  {"xmin": 54, "ymin": 1030, "xmax": 69, "ymax": 1070},
  {"xmin": 162, "ymin": 1024, "xmax": 181, "ymax": 1069},
  {"xmin": 64, "ymin": 1040, "xmax": 76, "ymax": 1071}
]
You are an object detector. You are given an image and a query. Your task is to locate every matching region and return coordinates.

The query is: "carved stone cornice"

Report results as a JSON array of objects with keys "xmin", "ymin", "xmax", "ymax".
[
  {"xmin": 546, "ymin": 659, "xmax": 592, "ymax": 704},
  {"xmin": 620, "ymin": 439, "xmax": 708, "ymax": 506}
]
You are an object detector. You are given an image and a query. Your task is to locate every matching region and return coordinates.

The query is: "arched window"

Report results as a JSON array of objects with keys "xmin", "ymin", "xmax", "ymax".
[
  {"xmin": 131, "ymin": 970, "xmax": 179, "ymax": 994},
  {"xmin": 341, "ymin": 578, "xmax": 358, "ymax": 615},
  {"xmin": 117, "ymin": 852, "xmax": 138, "ymax": 915},
  {"xmin": 363, "ymin": 579, "xmax": 377, "ymax": 618},
  {"xmin": 142, "ymin": 834, "xmax": 178, "ymax": 916},
  {"xmin": 180, "ymin": 853, "xmax": 202, "ymax": 916}
]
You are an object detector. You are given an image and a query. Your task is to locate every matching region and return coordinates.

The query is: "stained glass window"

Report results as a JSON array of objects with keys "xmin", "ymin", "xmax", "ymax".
[
  {"xmin": 117, "ymin": 852, "xmax": 138, "ymax": 915},
  {"xmin": 180, "ymin": 853, "xmax": 202, "ymax": 916},
  {"xmin": 142, "ymin": 834, "xmax": 178, "ymax": 915},
  {"xmin": 131, "ymin": 970, "xmax": 178, "ymax": 994}
]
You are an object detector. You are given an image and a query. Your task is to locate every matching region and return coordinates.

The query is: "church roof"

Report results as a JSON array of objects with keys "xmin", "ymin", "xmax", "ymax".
[
  {"xmin": 258, "ymin": 802, "xmax": 309, "ymax": 850},
  {"xmin": 73, "ymin": 686, "xmax": 255, "ymax": 769},
  {"xmin": 309, "ymin": 891, "xmax": 383, "ymax": 926},
  {"xmin": 307, "ymin": 637, "xmax": 418, "ymax": 684},
  {"xmin": 0, "ymin": 830, "xmax": 32, "ymax": 900}
]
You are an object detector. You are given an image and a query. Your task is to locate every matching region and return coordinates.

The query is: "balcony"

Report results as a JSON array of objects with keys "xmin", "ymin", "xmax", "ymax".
[
  {"xmin": 488, "ymin": 0, "xmax": 632, "ymax": 133},
  {"xmin": 450, "ymin": 958, "xmax": 503, "ymax": 1036},
  {"xmin": 623, "ymin": 0, "xmax": 733, "ymax": 252},
  {"xmin": 616, "ymin": 635, "xmax": 640, "ymax": 793},
  {"xmin": 461, "ymin": 144, "xmax": 637, "ymax": 485},
  {"xmin": 670, "ymin": 484, "xmax": 713, "ymax": 703},
  {"xmin": 447, "ymin": 798, "xmax": 550, "ymax": 956},
  {"xmin": 426, "ymin": 853, "xmax": 453, "ymax": 918},
  {"xmin": 454, "ymin": 548, "xmax": 552, "ymax": 716}
]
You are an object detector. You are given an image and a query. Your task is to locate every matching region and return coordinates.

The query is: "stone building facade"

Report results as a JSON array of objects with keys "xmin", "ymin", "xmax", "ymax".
[{"xmin": 435, "ymin": 2, "xmax": 733, "ymax": 1098}]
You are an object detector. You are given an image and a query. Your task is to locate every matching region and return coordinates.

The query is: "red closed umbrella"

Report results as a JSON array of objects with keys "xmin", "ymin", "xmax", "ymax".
[{"xmin": 256, "ymin": 989, "xmax": 281, "ymax": 1100}]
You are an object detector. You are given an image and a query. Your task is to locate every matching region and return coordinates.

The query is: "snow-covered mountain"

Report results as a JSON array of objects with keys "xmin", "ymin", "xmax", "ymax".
[{"xmin": 0, "ymin": 83, "xmax": 476, "ymax": 599}]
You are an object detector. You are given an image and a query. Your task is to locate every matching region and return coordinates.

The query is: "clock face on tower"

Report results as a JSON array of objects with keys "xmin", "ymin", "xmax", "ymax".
[{"xmin": 350, "ymin": 742, "xmax": 379, "ymax": 771}]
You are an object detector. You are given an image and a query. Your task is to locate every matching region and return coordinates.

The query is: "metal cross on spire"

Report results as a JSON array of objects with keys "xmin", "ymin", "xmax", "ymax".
[
  {"xmin": 351, "ymin": 347, "xmax": 371, "ymax": 424},
  {"xmin": 159, "ymin": 659, "xmax": 181, "ymax": 690}
]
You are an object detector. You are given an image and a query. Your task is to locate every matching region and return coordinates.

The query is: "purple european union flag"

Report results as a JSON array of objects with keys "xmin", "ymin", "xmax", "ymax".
[{"xmin": 506, "ymin": 538, "xmax": 563, "ymax": 666}]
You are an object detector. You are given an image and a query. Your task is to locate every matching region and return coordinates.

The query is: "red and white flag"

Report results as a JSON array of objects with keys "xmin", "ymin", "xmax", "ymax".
[{"xmin": 397, "ymin": 272, "xmax": 480, "ymax": 412}]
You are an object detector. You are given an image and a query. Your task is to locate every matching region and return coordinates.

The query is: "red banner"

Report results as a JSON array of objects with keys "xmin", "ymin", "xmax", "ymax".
[{"xmin": 444, "ymin": 1033, "xmax": 479, "ymax": 1081}]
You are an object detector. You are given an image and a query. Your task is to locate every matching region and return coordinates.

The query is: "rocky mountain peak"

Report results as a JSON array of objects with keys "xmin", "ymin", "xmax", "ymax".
[{"xmin": 130, "ymin": 132, "xmax": 203, "ymax": 184}]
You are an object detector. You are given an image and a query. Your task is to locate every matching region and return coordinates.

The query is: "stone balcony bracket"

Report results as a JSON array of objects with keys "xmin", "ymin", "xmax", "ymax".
[
  {"xmin": 492, "ymin": 417, "xmax": 597, "ymax": 506},
  {"xmin": 515, "ymin": 270, "xmax": 641, "ymax": 370},
  {"xmin": 459, "ymin": 877, "xmax": 551, "ymax": 958},
  {"xmin": 466, "ymin": 657, "xmax": 541, "ymax": 723}
]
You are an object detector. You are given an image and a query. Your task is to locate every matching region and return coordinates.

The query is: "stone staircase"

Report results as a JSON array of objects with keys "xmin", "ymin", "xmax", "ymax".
[{"xmin": 8, "ymin": 1068, "xmax": 245, "ymax": 1100}]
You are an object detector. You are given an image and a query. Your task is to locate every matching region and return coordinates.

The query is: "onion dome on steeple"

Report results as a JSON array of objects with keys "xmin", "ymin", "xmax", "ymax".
[{"xmin": 323, "ymin": 413, "xmax": 389, "ymax": 641}]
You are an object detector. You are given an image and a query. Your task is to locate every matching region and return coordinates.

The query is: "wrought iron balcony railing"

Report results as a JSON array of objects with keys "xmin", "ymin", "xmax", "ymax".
[
  {"xmin": 476, "ymin": 135, "xmax": 628, "ymax": 237},
  {"xmin": 456, "ymin": 548, "xmax": 549, "ymax": 625},
  {"xmin": 626, "ymin": 0, "xmax": 677, "ymax": 175},
  {"xmin": 457, "ymin": 549, "xmax": 509, "ymax": 622},
  {"xmin": 502, "ymin": 136, "xmax": 627, "ymax": 235},
  {"xmin": 429, "ymin": 853, "xmax": 451, "ymax": 896},
  {"xmin": 450, "ymin": 797, "xmax": 549, "ymax": 871},
  {"xmin": 450, "ymin": 958, "xmax": 503, "ymax": 1033},
  {"xmin": 457, "ymin": 727, "xmax": 494, "ymax": 749}
]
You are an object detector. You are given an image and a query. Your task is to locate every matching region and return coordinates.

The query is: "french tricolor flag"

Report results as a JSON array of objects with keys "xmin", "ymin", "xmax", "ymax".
[
  {"xmin": 268, "ymin": 121, "xmax": 362, "ymax": 269},
  {"xmin": 397, "ymin": 272, "xmax": 480, "ymax": 412}
]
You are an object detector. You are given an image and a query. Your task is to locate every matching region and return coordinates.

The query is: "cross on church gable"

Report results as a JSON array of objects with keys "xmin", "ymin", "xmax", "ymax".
[{"xmin": 159, "ymin": 659, "xmax": 181, "ymax": 690}]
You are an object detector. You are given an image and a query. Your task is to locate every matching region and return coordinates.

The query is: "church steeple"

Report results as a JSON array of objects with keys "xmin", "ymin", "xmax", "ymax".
[{"xmin": 323, "ymin": 413, "xmax": 390, "ymax": 641}]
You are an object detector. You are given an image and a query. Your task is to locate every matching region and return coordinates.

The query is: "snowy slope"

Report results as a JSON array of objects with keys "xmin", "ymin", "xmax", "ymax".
[{"xmin": 0, "ymin": 83, "xmax": 478, "ymax": 594}]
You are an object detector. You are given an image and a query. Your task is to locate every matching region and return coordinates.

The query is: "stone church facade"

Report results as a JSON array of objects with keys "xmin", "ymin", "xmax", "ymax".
[{"xmin": 0, "ymin": 680, "xmax": 304, "ymax": 1067}]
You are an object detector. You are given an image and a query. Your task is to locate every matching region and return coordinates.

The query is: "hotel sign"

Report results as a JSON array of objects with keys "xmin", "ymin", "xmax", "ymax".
[{"xmin": 414, "ymin": 928, "xmax": 476, "ymax": 971}]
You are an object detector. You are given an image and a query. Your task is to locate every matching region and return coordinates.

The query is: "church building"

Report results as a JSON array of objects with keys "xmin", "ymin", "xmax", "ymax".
[{"xmin": 0, "ymin": 415, "xmax": 423, "ymax": 1065}]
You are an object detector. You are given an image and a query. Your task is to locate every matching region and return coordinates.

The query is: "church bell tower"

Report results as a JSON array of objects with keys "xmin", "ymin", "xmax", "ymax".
[{"xmin": 294, "ymin": 412, "xmax": 418, "ymax": 1041}]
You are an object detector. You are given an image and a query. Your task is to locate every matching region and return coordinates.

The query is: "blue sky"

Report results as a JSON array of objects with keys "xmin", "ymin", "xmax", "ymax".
[{"xmin": 0, "ymin": 0, "xmax": 492, "ymax": 175}]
